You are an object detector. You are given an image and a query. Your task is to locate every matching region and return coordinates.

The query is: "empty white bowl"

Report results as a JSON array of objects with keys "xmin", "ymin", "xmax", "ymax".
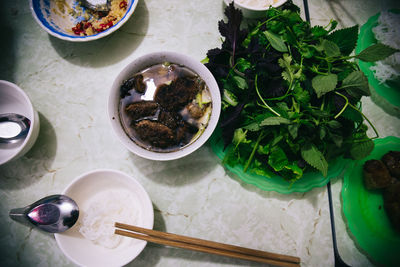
[
  {"xmin": 224, "ymin": 0, "xmax": 288, "ymax": 19},
  {"xmin": 55, "ymin": 169, "xmax": 154, "ymax": 267},
  {"xmin": 29, "ymin": 0, "xmax": 138, "ymax": 42},
  {"xmin": 0, "ymin": 80, "xmax": 40, "ymax": 166},
  {"xmin": 108, "ymin": 51, "xmax": 221, "ymax": 161}
]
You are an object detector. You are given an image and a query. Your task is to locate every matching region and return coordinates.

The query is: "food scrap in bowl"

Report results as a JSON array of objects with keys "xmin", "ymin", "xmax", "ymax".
[
  {"xmin": 119, "ymin": 62, "xmax": 212, "ymax": 152},
  {"xmin": 54, "ymin": 0, "xmax": 128, "ymax": 36}
]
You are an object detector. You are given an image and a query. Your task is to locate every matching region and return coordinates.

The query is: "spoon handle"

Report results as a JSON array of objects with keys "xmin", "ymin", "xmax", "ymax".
[{"xmin": 9, "ymin": 207, "xmax": 31, "ymax": 227}]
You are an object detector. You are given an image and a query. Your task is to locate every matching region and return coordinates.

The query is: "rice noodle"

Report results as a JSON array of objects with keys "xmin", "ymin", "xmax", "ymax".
[
  {"xmin": 79, "ymin": 189, "xmax": 141, "ymax": 249},
  {"xmin": 370, "ymin": 11, "xmax": 400, "ymax": 84}
]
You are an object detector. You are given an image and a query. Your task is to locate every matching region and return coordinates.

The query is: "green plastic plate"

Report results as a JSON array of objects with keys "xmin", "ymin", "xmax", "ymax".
[
  {"xmin": 356, "ymin": 10, "xmax": 400, "ymax": 111},
  {"xmin": 210, "ymin": 128, "xmax": 350, "ymax": 194},
  {"xmin": 342, "ymin": 136, "xmax": 400, "ymax": 266}
]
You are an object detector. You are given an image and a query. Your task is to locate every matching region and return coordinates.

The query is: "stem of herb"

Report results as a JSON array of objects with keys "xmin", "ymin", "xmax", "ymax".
[
  {"xmin": 333, "ymin": 92, "xmax": 349, "ymax": 119},
  {"xmin": 255, "ymin": 74, "xmax": 281, "ymax": 116},
  {"xmin": 348, "ymin": 102, "xmax": 379, "ymax": 139},
  {"xmin": 244, "ymin": 130, "xmax": 264, "ymax": 172}
]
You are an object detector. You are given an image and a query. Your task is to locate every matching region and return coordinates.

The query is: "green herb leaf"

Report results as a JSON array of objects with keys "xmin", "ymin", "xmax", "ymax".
[
  {"xmin": 301, "ymin": 143, "xmax": 328, "ymax": 177},
  {"xmin": 260, "ymin": 117, "xmax": 291, "ymax": 126},
  {"xmin": 263, "ymin": 30, "xmax": 288, "ymax": 52},
  {"xmin": 350, "ymin": 139, "xmax": 374, "ymax": 160},
  {"xmin": 341, "ymin": 107, "xmax": 363, "ymax": 123},
  {"xmin": 327, "ymin": 25, "xmax": 358, "ymax": 56},
  {"xmin": 356, "ymin": 43, "xmax": 399, "ymax": 62},
  {"xmin": 251, "ymin": 159, "xmax": 275, "ymax": 177},
  {"xmin": 232, "ymin": 128, "xmax": 250, "ymax": 147},
  {"xmin": 319, "ymin": 126, "xmax": 327, "ymax": 140},
  {"xmin": 236, "ymin": 58, "xmax": 252, "ymax": 72},
  {"xmin": 243, "ymin": 122, "xmax": 261, "ymax": 131},
  {"xmin": 327, "ymin": 120, "xmax": 342, "ymax": 129},
  {"xmin": 342, "ymin": 71, "xmax": 370, "ymax": 97},
  {"xmin": 293, "ymin": 84, "xmax": 310, "ymax": 104},
  {"xmin": 329, "ymin": 132, "xmax": 343, "ymax": 147},
  {"xmin": 311, "ymin": 73, "xmax": 338, "ymax": 98},
  {"xmin": 268, "ymin": 146, "xmax": 288, "ymax": 172},
  {"xmin": 232, "ymin": 75, "xmax": 248, "ymax": 90},
  {"xmin": 322, "ymin": 39, "xmax": 341, "ymax": 57},
  {"xmin": 311, "ymin": 26, "xmax": 328, "ymax": 37},
  {"xmin": 282, "ymin": 164, "xmax": 303, "ymax": 180},
  {"xmin": 223, "ymin": 89, "xmax": 238, "ymax": 106},
  {"xmin": 288, "ymin": 124, "xmax": 299, "ymax": 139}
]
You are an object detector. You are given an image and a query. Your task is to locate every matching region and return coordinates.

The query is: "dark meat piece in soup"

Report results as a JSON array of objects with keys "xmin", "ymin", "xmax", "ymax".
[
  {"xmin": 134, "ymin": 120, "xmax": 175, "ymax": 148},
  {"xmin": 155, "ymin": 77, "xmax": 200, "ymax": 111},
  {"xmin": 120, "ymin": 74, "xmax": 147, "ymax": 97},
  {"xmin": 158, "ymin": 110, "xmax": 179, "ymax": 130},
  {"xmin": 125, "ymin": 101, "xmax": 158, "ymax": 121},
  {"xmin": 176, "ymin": 122, "xmax": 198, "ymax": 143}
]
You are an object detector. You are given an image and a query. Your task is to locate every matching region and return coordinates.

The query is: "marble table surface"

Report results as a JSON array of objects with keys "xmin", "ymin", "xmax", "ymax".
[{"xmin": 1, "ymin": 0, "xmax": 399, "ymax": 266}]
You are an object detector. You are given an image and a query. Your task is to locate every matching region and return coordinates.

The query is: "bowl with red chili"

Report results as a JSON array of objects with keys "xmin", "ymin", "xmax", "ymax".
[{"xmin": 29, "ymin": 0, "xmax": 138, "ymax": 42}]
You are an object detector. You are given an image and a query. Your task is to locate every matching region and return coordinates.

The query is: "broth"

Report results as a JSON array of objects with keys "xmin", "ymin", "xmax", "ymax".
[{"xmin": 119, "ymin": 62, "xmax": 212, "ymax": 153}]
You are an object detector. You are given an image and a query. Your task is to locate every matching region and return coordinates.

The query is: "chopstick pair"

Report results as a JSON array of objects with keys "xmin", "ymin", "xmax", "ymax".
[{"xmin": 115, "ymin": 222, "xmax": 301, "ymax": 267}]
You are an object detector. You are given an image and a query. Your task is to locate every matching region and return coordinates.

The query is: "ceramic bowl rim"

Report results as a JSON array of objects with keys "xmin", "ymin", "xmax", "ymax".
[
  {"xmin": 224, "ymin": 0, "xmax": 288, "ymax": 11},
  {"xmin": 54, "ymin": 168, "xmax": 154, "ymax": 267},
  {"xmin": 0, "ymin": 80, "xmax": 39, "ymax": 166}
]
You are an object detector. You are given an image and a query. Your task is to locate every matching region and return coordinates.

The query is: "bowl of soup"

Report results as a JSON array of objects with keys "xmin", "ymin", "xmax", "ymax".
[{"xmin": 108, "ymin": 51, "xmax": 221, "ymax": 160}]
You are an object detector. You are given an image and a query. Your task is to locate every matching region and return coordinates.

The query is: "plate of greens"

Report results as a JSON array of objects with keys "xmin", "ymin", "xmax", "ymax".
[
  {"xmin": 356, "ymin": 10, "xmax": 400, "ymax": 114},
  {"xmin": 342, "ymin": 136, "xmax": 400, "ymax": 266},
  {"xmin": 205, "ymin": 2, "xmax": 397, "ymax": 193}
]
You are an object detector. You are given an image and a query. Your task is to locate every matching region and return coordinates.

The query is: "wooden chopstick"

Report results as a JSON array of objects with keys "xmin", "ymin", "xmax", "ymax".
[{"xmin": 115, "ymin": 222, "xmax": 300, "ymax": 267}]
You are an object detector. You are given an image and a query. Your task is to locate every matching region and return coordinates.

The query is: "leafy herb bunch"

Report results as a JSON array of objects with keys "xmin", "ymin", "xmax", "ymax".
[{"xmin": 205, "ymin": 2, "xmax": 398, "ymax": 182}]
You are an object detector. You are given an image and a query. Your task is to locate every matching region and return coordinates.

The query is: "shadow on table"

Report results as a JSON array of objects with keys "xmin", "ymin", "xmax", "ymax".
[
  {"xmin": 130, "ymin": 202, "xmax": 266, "ymax": 267},
  {"xmin": 49, "ymin": 0, "xmax": 149, "ymax": 68},
  {"xmin": 0, "ymin": 2, "xmax": 16, "ymax": 82},
  {"xmin": 324, "ymin": 0, "xmax": 359, "ymax": 26},
  {"xmin": 129, "ymin": 145, "xmax": 220, "ymax": 187},
  {"xmin": 0, "ymin": 113, "xmax": 57, "ymax": 189}
]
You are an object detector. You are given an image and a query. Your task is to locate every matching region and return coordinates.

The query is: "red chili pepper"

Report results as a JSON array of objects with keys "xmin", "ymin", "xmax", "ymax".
[
  {"xmin": 83, "ymin": 22, "xmax": 92, "ymax": 30},
  {"xmin": 119, "ymin": 1, "xmax": 127, "ymax": 9},
  {"xmin": 72, "ymin": 22, "xmax": 85, "ymax": 35}
]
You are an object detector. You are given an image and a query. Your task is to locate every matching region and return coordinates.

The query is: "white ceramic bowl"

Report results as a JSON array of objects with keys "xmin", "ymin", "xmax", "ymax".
[
  {"xmin": 224, "ymin": 0, "xmax": 288, "ymax": 19},
  {"xmin": 0, "ymin": 80, "xmax": 40, "ymax": 166},
  {"xmin": 108, "ymin": 51, "xmax": 221, "ymax": 161},
  {"xmin": 55, "ymin": 169, "xmax": 154, "ymax": 267},
  {"xmin": 29, "ymin": 0, "xmax": 138, "ymax": 42}
]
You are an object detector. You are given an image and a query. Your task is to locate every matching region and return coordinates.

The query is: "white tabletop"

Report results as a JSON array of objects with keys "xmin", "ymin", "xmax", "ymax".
[{"xmin": 1, "ymin": 0, "xmax": 399, "ymax": 266}]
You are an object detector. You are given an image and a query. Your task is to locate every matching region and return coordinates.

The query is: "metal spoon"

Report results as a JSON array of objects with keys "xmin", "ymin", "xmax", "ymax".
[
  {"xmin": 80, "ymin": 0, "xmax": 110, "ymax": 11},
  {"xmin": 9, "ymin": 195, "xmax": 79, "ymax": 233},
  {"xmin": 0, "ymin": 113, "xmax": 30, "ymax": 145}
]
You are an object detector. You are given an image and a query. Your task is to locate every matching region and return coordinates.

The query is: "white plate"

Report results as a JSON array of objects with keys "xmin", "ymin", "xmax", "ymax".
[{"xmin": 55, "ymin": 169, "xmax": 154, "ymax": 267}]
